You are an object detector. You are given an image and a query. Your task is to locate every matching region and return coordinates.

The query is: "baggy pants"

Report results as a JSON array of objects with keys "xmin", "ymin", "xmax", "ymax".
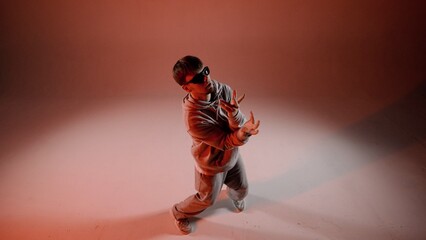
[{"xmin": 172, "ymin": 156, "xmax": 248, "ymax": 220}]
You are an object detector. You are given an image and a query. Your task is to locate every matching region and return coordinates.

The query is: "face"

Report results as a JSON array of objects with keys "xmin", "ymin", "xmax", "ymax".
[{"xmin": 182, "ymin": 66, "xmax": 214, "ymax": 95}]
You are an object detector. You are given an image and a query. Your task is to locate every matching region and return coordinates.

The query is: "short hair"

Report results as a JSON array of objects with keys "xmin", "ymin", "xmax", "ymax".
[{"xmin": 172, "ymin": 55, "xmax": 203, "ymax": 85}]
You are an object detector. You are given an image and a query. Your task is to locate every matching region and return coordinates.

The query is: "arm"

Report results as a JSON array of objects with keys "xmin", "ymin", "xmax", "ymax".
[
  {"xmin": 219, "ymin": 89, "xmax": 246, "ymax": 130},
  {"xmin": 187, "ymin": 114, "xmax": 247, "ymax": 151},
  {"xmin": 220, "ymin": 90, "xmax": 260, "ymax": 142}
]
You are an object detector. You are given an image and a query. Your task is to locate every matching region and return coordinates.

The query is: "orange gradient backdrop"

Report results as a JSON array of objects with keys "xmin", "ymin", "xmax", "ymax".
[
  {"xmin": 1, "ymin": 1, "xmax": 426, "ymax": 239},
  {"xmin": 1, "ymin": 0, "xmax": 424, "ymax": 99}
]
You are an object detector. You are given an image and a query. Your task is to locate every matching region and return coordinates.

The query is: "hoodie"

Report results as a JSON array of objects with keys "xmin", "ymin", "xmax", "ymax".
[{"xmin": 183, "ymin": 80, "xmax": 247, "ymax": 175}]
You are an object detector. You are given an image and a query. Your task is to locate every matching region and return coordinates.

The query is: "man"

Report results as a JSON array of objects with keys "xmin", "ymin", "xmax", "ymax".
[{"xmin": 171, "ymin": 55, "xmax": 260, "ymax": 234}]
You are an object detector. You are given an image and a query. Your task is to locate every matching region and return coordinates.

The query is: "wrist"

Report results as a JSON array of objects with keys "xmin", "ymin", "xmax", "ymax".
[
  {"xmin": 228, "ymin": 110, "xmax": 238, "ymax": 118},
  {"xmin": 237, "ymin": 128, "xmax": 250, "ymax": 142}
]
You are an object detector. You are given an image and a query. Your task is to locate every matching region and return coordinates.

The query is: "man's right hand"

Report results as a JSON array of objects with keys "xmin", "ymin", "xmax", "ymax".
[{"xmin": 219, "ymin": 90, "xmax": 245, "ymax": 117}]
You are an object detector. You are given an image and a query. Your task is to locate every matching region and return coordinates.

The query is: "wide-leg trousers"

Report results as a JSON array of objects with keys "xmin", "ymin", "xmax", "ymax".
[{"xmin": 172, "ymin": 156, "xmax": 248, "ymax": 220}]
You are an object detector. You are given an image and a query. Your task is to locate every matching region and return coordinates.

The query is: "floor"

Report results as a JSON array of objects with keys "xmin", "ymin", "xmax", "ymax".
[{"xmin": 0, "ymin": 83, "xmax": 425, "ymax": 240}]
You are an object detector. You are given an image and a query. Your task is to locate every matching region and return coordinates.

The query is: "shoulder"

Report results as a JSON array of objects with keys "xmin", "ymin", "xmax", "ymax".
[{"xmin": 213, "ymin": 80, "xmax": 233, "ymax": 100}]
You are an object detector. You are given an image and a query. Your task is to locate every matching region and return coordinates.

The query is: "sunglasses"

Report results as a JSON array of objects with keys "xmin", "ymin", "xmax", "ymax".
[{"xmin": 185, "ymin": 66, "xmax": 210, "ymax": 85}]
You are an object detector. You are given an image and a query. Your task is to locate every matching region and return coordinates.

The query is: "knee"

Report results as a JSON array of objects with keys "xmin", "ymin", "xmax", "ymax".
[{"xmin": 195, "ymin": 192, "xmax": 217, "ymax": 207}]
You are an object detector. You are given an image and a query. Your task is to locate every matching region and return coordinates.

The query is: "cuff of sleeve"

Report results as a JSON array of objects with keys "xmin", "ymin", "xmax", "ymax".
[{"xmin": 233, "ymin": 130, "xmax": 248, "ymax": 146}]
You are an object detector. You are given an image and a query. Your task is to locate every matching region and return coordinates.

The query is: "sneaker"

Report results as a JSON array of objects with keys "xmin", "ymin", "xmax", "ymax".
[
  {"xmin": 232, "ymin": 199, "xmax": 245, "ymax": 212},
  {"xmin": 170, "ymin": 206, "xmax": 192, "ymax": 234},
  {"xmin": 174, "ymin": 218, "xmax": 192, "ymax": 235}
]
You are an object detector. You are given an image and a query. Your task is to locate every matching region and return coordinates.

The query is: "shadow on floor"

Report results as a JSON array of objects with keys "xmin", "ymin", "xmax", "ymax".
[{"xmin": 252, "ymin": 82, "xmax": 425, "ymax": 200}]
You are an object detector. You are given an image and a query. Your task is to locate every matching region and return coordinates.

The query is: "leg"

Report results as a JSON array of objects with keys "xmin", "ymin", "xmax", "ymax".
[
  {"xmin": 224, "ymin": 155, "xmax": 248, "ymax": 201},
  {"xmin": 172, "ymin": 169, "xmax": 224, "ymax": 220}
]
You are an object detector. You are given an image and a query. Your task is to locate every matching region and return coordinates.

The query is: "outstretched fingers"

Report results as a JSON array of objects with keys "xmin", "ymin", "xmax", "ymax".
[
  {"xmin": 232, "ymin": 89, "xmax": 245, "ymax": 105},
  {"xmin": 249, "ymin": 111, "xmax": 260, "ymax": 135},
  {"xmin": 254, "ymin": 119, "xmax": 260, "ymax": 129},
  {"xmin": 250, "ymin": 111, "xmax": 255, "ymax": 123},
  {"xmin": 237, "ymin": 93, "xmax": 245, "ymax": 104}
]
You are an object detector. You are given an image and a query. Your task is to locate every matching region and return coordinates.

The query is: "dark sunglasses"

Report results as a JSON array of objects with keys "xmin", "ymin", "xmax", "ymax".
[{"xmin": 185, "ymin": 66, "xmax": 210, "ymax": 85}]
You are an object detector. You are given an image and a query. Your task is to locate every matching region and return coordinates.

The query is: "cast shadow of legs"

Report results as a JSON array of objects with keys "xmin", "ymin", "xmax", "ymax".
[
  {"xmin": 246, "ymin": 194, "xmax": 411, "ymax": 239},
  {"xmin": 242, "ymin": 83, "xmax": 425, "ymax": 238},
  {"xmin": 253, "ymin": 82, "xmax": 426, "ymax": 201}
]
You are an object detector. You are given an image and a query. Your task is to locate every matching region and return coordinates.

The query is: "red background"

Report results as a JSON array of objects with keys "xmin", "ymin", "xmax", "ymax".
[
  {"xmin": 1, "ymin": 1, "xmax": 425, "ymax": 239},
  {"xmin": 1, "ymin": 0, "xmax": 424, "ymax": 99}
]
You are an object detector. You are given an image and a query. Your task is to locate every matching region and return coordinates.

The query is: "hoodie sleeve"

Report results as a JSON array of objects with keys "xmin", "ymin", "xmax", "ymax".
[
  {"xmin": 187, "ymin": 114, "xmax": 247, "ymax": 151},
  {"xmin": 228, "ymin": 109, "xmax": 246, "ymax": 131},
  {"xmin": 221, "ymin": 85, "xmax": 247, "ymax": 131}
]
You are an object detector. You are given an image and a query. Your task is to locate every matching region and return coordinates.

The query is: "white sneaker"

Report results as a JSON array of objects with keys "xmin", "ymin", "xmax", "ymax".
[
  {"xmin": 174, "ymin": 218, "xmax": 192, "ymax": 235},
  {"xmin": 232, "ymin": 199, "xmax": 245, "ymax": 212},
  {"xmin": 170, "ymin": 207, "xmax": 192, "ymax": 234}
]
